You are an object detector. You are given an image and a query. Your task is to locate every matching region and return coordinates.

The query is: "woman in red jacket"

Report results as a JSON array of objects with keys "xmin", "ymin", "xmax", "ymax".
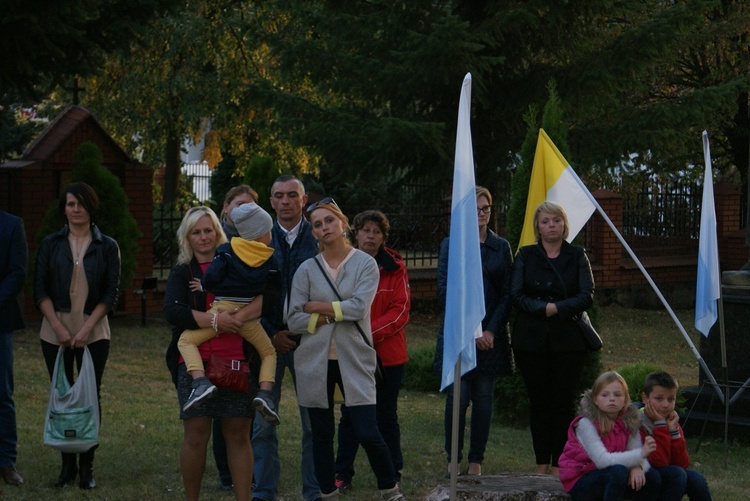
[{"xmin": 334, "ymin": 210, "xmax": 410, "ymax": 492}]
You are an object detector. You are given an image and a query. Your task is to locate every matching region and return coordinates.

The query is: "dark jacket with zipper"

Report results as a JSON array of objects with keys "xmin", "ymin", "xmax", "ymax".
[
  {"xmin": 510, "ymin": 240, "xmax": 594, "ymax": 353},
  {"xmin": 34, "ymin": 224, "xmax": 120, "ymax": 314},
  {"xmin": 433, "ymin": 230, "xmax": 514, "ymax": 377},
  {"xmin": 261, "ymin": 218, "xmax": 318, "ymax": 337}
]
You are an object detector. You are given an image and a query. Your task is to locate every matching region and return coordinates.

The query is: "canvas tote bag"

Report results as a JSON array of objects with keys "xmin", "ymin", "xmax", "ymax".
[{"xmin": 43, "ymin": 346, "xmax": 100, "ymax": 453}]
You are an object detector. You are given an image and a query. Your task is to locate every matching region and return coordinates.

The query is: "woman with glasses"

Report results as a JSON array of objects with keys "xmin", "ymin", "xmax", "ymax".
[
  {"xmin": 433, "ymin": 185, "xmax": 514, "ymax": 477},
  {"xmin": 288, "ymin": 198, "xmax": 404, "ymax": 501}
]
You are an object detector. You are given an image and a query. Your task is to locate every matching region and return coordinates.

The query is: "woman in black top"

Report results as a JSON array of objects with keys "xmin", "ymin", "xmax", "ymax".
[{"xmin": 511, "ymin": 201, "xmax": 594, "ymax": 476}]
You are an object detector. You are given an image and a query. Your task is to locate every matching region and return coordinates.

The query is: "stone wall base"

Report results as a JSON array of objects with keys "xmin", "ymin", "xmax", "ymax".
[{"xmin": 425, "ymin": 473, "xmax": 569, "ymax": 500}]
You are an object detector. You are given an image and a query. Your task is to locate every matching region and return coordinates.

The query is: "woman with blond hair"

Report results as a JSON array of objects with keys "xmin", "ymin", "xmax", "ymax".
[
  {"xmin": 164, "ymin": 205, "xmax": 262, "ymax": 501},
  {"xmin": 511, "ymin": 201, "xmax": 595, "ymax": 476},
  {"xmin": 288, "ymin": 198, "xmax": 403, "ymax": 501}
]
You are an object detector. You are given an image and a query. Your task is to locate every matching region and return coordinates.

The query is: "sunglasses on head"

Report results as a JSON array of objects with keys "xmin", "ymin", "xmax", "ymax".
[{"xmin": 306, "ymin": 196, "xmax": 340, "ymax": 213}]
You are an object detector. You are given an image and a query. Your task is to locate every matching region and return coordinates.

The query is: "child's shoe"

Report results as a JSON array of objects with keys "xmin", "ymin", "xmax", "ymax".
[
  {"xmin": 183, "ymin": 377, "xmax": 217, "ymax": 411},
  {"xmin": 253, "ymin": 389, "xmax": 281, "ymax": 425}
]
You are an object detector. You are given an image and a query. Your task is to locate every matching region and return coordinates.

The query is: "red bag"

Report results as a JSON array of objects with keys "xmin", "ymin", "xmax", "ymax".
[{"xmin": 205, "ymin": 353, "xmax": 250, "ymax": 394}]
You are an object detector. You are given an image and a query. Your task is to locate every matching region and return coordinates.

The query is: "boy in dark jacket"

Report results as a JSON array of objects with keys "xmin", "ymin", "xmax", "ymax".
[
  {"xmin": 179, "ymin": 203, "xmax": 280, "ymax": 425},
  {"xmin": 639, "ymin": 371, "xmax": 712, "ymax": 500}
]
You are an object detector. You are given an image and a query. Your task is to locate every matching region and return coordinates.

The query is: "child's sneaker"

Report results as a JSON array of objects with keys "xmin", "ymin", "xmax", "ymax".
[
  {"xmin": 253, "ymin": 389, "xmax": 281, "ymax": 425},
  {"xmin": 335, "ymin": 477, "xmax": 353, "ymax": 494},
  {"xmin": 183, "ymin": 377, "xmax": 217, "ymax": 411}
]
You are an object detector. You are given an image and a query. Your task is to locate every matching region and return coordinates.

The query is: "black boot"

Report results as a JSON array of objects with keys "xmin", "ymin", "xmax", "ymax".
[
  {"xmin": 54, "ymin": 452, "xmax": 77, "ymax": 487},
  {"xmin": 78, "ymin": 450, "xmax": 96, "ymax": 489}
]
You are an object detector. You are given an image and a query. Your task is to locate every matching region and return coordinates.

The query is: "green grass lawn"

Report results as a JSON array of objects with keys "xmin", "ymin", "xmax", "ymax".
[{"xmin": 2, "ymin": 305, "xmax": 749, "ymax": 500}]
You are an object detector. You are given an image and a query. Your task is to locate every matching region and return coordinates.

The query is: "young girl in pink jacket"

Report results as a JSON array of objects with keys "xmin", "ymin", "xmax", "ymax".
[{"xmin": 559, "ymin": 371, "xmax": 660, "ymax": 500}]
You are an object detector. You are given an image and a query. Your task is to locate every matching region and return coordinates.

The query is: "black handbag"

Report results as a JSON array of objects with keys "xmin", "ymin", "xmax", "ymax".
[
  {"xmin": 541, "ymin": 247, "xmax": 602, "ymax": 352},
  {"xmin": 312, "ymin": 256, "xmax": 387, "ymax": 389},
  {"xmin": 575, "ymin": 311, "xmax": 602, "ymax": 351}
]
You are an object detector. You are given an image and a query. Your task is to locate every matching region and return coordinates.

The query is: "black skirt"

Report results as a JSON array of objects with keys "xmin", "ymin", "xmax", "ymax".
[{"xmin": 176, "ymin": 362, "xmax": 258, "ymax": 420}]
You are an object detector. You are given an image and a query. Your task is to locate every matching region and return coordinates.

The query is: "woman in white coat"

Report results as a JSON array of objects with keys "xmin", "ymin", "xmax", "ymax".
[{"xmin": 288, "ymin": 198, "xmax": 403, "ymax": 501}]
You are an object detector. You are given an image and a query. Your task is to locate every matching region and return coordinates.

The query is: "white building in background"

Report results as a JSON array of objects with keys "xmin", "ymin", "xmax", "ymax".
[{"xmin": 181, "ymin": 128, "xmax": 213, "ymax": 203}]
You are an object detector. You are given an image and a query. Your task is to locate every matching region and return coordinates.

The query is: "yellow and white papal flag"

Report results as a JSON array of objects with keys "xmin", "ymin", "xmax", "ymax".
[{"xmin": 517, "ymin": 129, "xmax": 597, "ymax": 249}]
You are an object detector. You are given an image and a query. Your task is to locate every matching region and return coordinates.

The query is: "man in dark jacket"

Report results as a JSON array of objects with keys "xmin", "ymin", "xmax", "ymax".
[
  {"xmin": 0, "ymin": 211, "xmax": 27, "ymax": 486},
  {"xmin": 252, "ymin": 175, "xmax": 320, "ymax": 501}
]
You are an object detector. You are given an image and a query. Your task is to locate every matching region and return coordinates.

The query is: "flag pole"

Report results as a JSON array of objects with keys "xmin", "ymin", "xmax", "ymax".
[
  {"xmin": 449, "ymin": 359, "xmax": 461, "ymax": 500},
  {"xmin": 718, "ymin": 292, "xmax": 729, "ymax": 467},
  {"xmin": 567, "ymin": 168, "xmax": 726, "ymax": 403}
]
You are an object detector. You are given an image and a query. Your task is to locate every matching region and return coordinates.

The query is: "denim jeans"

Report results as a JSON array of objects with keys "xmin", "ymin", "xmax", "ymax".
[
  {"xmin": 569, "ymin": 464, "xmax": 661, "ymax": 501},
  {"xmin": 251, "ymin": 349, "xmax": 319, "ymax": 501},
  {"xmin": 336, "ymin": 364, "xmax": 404, "ymax": 483},
  {"xmin": 0, "ymin": 333, "xmax": 17, "ymax": 468},
  {"xmin": 655, "ymin": 465, "xmax": 712, "ymax": 501},
  {"xmin": 444, "ymin": 372, "xmax": 495, "ymax": 465},
  {"xmin": 307, "ymin": 361, "xmax": 397, "ymax": 495}
]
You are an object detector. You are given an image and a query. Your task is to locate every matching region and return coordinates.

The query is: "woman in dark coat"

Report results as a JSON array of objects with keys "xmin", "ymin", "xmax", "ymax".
[
  {"xmin": 34, "ymin": 182, "xmax": 120, "ymax": 489},
  {"xmin": 433, "ymin": 186, "xmax": 514, "ymax": 476},
  {"xmin": 511, "ymin": 201, "xmax": 594, "ymax": 476}
]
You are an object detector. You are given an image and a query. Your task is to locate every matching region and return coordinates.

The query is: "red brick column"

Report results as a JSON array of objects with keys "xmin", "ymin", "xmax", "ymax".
[{"xmin": 589, "ymin": 190, "xmax": 622, "ymax": 286}]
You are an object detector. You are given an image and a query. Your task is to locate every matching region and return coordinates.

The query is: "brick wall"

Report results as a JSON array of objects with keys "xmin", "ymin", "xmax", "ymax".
[{"xmin": 408, "ymin": 182, "xmax": 749, "ymax": 309}]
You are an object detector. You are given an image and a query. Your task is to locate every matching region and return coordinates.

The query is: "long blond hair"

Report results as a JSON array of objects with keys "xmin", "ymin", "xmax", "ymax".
[
  {"xmin": 176, "ymin": 206, "xmax": 227, "ymax": 264},
  {"xmin": 588, "ymin": 371, "xmax": 631, "ymax": 436}
]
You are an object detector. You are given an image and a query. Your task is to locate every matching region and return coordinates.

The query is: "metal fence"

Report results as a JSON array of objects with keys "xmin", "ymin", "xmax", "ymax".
[
  {"xmin": 181, "ymin": 162, "xmax": 213, "ymax": 203},
  {"xmin": 620, "ymin": 179, "xmax": 701, "ymax": 251},
  {"xmin": 152, "ymin": 178, "xmax": 707, "ymax": 275}
]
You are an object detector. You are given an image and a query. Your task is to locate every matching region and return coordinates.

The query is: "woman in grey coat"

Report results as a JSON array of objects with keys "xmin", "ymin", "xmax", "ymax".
[{"xmin": 288, "ymin": 198, "xmax": 403, "ymax": 501}]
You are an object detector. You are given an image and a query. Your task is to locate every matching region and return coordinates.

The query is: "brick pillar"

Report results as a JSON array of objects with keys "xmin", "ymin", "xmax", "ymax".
[
  {"xmin": 589, "ymin": 189, "xmax": 622, "ymax": 275},
  {"xmin": 713, "ymin": 182, "xmax": 740, "ymax": 239},
  {"xmin": 713, "ymin": 181, "xmax": 750, "ymax": 270}
]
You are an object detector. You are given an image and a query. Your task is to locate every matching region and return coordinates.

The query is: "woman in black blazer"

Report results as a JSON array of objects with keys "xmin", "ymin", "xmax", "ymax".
[
  {"xmin": 511, "ymin": 201, "xmax": 594, "ymax": 476},
  {"xmin": 434, "ymin": 186, "xmax": 514, "ymax": 476}
]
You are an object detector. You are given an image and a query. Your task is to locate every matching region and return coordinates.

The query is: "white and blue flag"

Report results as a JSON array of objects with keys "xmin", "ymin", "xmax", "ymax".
[
  {"xmin": 695, "ymin": 130, "xmax": 720, "ymax": 337},
  {"xmin": 441, "ymin": 73, "xmax": 486, "ymax": 391}
]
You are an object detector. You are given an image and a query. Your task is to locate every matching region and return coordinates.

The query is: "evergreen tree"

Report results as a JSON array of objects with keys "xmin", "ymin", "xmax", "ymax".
[
  {"xmin": 505, "ymin": 106, "xmax": 539, "ymax": 252},
  {"xmin": 75, "ymin": 143, "xmax": 140, "ymax": 290},
  {"xmin": 506, "ymin": 81, "xmax": 570, "ymax": 252}
]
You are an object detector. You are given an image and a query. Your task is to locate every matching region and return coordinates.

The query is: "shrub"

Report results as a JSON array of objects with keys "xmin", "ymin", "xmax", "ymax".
[
  {"xmin": 616, "ymin": 361, "xmax": 663, "ymax": 404},
  {"xmin": 403, "ymin": 344, "xmax": 440, "ymax": 393},
  {"xmin": 493, "ymin": 372, "xmax": 530, "ymax": 428},
  {"xmin": 494, "ymin": 350, "xmax": 604, "ymax": 427}
]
